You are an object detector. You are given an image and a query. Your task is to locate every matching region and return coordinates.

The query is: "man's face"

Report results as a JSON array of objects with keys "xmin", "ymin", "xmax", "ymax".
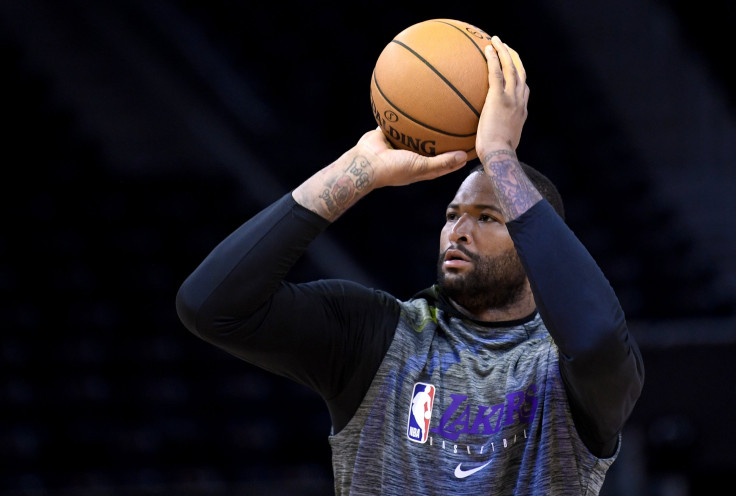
[{"xmin": 437, "ymin": 171, "xmax": 528, "ymax": 314}]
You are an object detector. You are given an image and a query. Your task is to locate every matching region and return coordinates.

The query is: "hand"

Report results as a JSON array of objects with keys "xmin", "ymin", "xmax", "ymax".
[
  {"xmin": 356, "ymin": 128, "xmax": 467, "ymax": 189},
  {"xmin": 475, "ymin": 36, "xmax": 529, "ymax": 162},
  {"xmin": 293, "ymin": 128, "xmax": 466, "ymax": 221}
]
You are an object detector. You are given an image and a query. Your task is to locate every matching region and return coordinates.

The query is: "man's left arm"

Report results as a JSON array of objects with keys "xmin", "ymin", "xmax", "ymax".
[
  {"xmin": 475, "ymin": 36, "xmax": 643, "ymax": 456},
  {"xmin": 508, "ymin": 199, "xmax": 645, "ymax": 457}
]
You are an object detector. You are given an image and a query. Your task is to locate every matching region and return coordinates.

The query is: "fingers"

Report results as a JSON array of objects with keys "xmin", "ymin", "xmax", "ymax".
[
  {"xmin": 476, "ymin": 36, "xmax": 528, "ymax": 156},
  {"xmin": 506, "ymin": 44, "xmax": 526, "ymax": 83},
  {"xmin": 492, "ymin": 36, "xmax": 515, "ymax": 88},
  {"xmin": 497, "ymin": 37, "xmax": 520, "ymax": 91},
  {"xmin": 485, "ymin": 43, "xmax": 503, "ymax": 88},
  {"xmin": 487, "ymin": 37, "xmax": 526, "ymax": 94},
  {"xmin": 413, "ymin": 150, "xmax": 468, "ymax": 182}
]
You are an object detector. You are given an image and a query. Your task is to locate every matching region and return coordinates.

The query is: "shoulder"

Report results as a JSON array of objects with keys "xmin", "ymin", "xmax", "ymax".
[{"xmin": 397, "ymin": 295, "xmax": 442, "ymax": 332}]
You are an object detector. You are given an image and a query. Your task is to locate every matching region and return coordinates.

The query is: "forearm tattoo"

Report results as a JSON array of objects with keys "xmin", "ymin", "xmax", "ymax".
[
  {"xmin": 318, "ymin": 155, "xmax": 374, "ymax": 216},
  {"xmin": 484, "ymin": 150, "xmax": 540, "ymax": 220}
]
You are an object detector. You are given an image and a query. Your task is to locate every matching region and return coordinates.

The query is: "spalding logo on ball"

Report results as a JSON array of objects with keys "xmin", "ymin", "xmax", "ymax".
[{"xmin": 370, "ymin": 19, "xmax": 494, "ymax": 160}]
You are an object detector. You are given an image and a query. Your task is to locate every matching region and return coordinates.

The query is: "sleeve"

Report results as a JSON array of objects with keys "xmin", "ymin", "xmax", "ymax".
[
  {"xmin": 175, "ymin": 192, "xmax": 400, "ymax": 431},
  {"xmin": 506, "ymin": 200, "xmax": 645, "ymax": 457}
]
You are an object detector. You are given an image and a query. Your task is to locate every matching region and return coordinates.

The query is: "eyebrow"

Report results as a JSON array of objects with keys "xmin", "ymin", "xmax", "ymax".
[{"xmin": 446, "ymin": 203, "xmax": 504, "ymax": 215}]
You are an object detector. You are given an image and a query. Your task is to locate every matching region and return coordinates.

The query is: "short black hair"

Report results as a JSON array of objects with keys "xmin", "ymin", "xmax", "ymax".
[{"xmin": 469, "ymin": 162, "xmax": 565, "ymax": 220}]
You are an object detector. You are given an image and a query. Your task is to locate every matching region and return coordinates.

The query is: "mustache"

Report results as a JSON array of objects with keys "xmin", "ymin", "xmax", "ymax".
[{"xmin": 442, "ymin": 245, "xmax": 479, "ymax": 262}]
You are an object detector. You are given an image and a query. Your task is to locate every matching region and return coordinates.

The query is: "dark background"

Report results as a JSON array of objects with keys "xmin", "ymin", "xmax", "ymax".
[{"xmin": 2, "ymin": 1, "xmax": 735, "ymax": 495}]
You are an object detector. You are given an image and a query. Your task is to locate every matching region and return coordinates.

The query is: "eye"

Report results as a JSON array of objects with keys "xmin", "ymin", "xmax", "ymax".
[
  {"xmin": 445, "ymin": 212, "xmax": 458, "ymax": 221},
  {"xmin": 479, "ymin": 214, "xmax": 493, "ymax": 222}
]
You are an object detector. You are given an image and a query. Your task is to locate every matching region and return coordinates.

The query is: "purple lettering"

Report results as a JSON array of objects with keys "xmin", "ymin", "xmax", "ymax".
[
  {"xmin": 430, "ymin": 394, "xmax": 467, "ymax": 441},
  {"xmin": 470, "ymin": 403, "xmax": 505, "ymax": 435},
  {"xmin": 503, "ymin": 391, "xmax": 525, "ymax": 426},
  {"xmin": 520, "ymin": 384, "xmax": 538, "ymax": 423},
  {"xmin": 446, "ymin": 403, "xmax": 472, "ymax": 438},
  {"xmin": 431, "ymin": 384, "xmax": 538, "ymax": 442},
  {"xmin": 503, "ymin": 385, "xmax": 538, "ymax": 425}
]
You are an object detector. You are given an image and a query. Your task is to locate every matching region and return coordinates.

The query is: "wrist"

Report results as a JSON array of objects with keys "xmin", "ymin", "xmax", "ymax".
[
  {"xmin": 478, "ymin": 146, "xmax": 516, "ymax": 166},
  {"xmin": 293, "ymin": 149, "xmax": 376, "ymax": 222}
]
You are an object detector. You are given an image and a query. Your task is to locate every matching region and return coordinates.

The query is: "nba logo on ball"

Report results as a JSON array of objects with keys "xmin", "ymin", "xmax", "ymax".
[{"xmin": 407, "ymin": 382, "xmax": 436, "ymax": 443}]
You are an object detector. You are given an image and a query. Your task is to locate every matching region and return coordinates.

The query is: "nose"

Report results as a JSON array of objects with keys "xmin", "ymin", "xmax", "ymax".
[{"xmin": 449, "ymin": 213, "xmax": 473, "ymax": 244}]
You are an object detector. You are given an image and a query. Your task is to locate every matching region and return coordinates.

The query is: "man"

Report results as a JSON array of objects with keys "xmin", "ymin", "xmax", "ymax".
[{"xmin": 176, "ymin": 37, "xmax": 644, "ymax": 495}]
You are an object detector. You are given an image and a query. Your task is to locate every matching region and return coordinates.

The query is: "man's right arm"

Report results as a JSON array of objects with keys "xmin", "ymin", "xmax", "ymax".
[
  {"xmin": 175, "ymin": 192, "xmax": 401, "ymax": 432},
  {"xmin": 175, "ymin": 192, "xmax": 330, "ymax": 335},
  {"xmin": 176, "ymin": 127, "xmax": 465, "ymax": 366},
  {"xmin": 175, "ymin": 133, "xmax": 465, "ymax": 426}
]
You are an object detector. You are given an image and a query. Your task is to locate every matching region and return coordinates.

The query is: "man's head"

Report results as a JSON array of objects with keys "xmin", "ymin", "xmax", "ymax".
[{"xmin": 436, "ymin": 162, "xmax": 564, "ymax": 319}]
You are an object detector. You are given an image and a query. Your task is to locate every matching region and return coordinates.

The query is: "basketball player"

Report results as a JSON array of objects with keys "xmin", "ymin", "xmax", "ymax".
[{"xmin": 176, "ymin": 36, "xmax": 644, "ymax": 495}]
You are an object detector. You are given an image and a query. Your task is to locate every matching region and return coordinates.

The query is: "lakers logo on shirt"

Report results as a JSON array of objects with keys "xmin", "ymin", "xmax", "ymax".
[{"xmin": 407, "ymin": 382, "xmax": 436, "ymax": 443}]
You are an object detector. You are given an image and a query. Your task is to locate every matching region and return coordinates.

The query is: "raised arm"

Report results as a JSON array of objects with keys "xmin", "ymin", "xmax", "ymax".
[
  {"xmin": 477, "ymin": 37, "xmax": 643, "ymax": 456},
  {"xmin": 175, "ymin": 126, "xmax": 467, "ymax": 429},
  {"xmin": 476, "ymin": 36, "xmax": 541, "ymax": 220}
]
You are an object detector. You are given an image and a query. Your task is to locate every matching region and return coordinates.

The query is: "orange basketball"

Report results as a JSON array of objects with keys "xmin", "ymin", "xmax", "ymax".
[{"xmin": 370, "ymin": 19, "xmax": 494, "ymax": 160}]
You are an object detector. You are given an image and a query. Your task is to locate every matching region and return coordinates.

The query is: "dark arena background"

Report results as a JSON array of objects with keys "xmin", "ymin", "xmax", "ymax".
[{"xmin": 2, "ymin": 1, "xmax": 735, "ymax": 495}]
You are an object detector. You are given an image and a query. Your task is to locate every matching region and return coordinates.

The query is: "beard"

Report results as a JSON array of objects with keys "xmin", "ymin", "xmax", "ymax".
[{"xmin": 436, "ymin": 245, "xmax": 527, "ymax": 314}]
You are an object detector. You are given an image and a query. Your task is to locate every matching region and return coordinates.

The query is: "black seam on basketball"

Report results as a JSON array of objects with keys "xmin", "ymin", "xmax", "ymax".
[
  {"xmin": 432, "ymin": 20, "xmax": 488, "ymax": 62},
  {"xmin": 372, "ymin": 71, "xmax": 475, "ymax": 138},
  {"xmin": 391, "ymin": 39, "xmax": 481, "ymax": 118}
]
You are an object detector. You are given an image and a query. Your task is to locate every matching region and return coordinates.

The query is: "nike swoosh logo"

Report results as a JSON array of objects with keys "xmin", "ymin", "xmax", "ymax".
[{"xmin": 454, "ymin": 461, "xmax": 492, "ymax": 479}]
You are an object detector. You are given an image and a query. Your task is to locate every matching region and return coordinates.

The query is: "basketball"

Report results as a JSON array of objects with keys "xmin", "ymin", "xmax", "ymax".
[{"xmin": 370, "ymin": 19, "xmax": 494, "ymax": 160}]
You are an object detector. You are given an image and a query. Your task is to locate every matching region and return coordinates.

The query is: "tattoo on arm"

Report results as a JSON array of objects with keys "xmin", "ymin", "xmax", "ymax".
[
  {"xmin": 484, "ymin": 150, "xmax": 542, "ymax": 220},
  {"xmin": 483, "ymin": 150, "xmax": 517, "ymax": 161},
  {"xmin": 318, "ymin": 155, "xmax": 374, "ymax": 217}
]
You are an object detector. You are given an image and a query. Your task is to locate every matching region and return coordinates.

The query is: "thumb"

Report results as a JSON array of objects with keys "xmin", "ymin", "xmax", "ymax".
[{"xmin": 413, "ymin": 150, "xmax": 468, "ymax": 181}]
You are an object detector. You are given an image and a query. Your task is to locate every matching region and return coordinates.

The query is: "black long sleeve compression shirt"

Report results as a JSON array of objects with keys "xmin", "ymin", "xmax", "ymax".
[{"xmin": 176, "ymin": 193, "xmax": 644, "ymax": 456}]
